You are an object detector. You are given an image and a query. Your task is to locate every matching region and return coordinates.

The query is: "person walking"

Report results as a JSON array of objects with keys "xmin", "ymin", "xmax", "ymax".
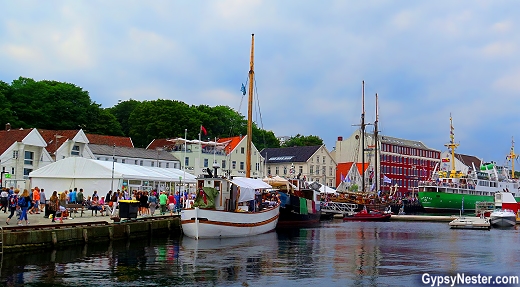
[
  {"xmin": 5, "ymin": 189, "xmax": 19, "ymax": 225},
  {"xmin": 17, "ymin": 189, "xmax": 31, "ymax": 226},
  {"xmin": 29, "ymin": 187, "xmax": 40, "ymax": 214},
  {"xmin": 39, "ymin": 188, "xmax": 46, "ymax": 216},
  {"xmin": 148, "ymin": 191, "xmax": 158, "ymax": 216},
  {"xmin": 1, "ymin": 188, "xmax": 8, "ymax": 213},
  {"xmin": 48, "ymin": 191, "xmax": 59, "ymax": 223},
  {"xmin": 159, "ymin": 191, "xmax": 167, "ymax": 215}
]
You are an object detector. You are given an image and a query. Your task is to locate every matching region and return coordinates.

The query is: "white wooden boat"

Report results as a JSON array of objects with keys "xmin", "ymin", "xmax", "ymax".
[{"xmin": 181, "ymin": 35, "xmax": 280, "ymax": 239}]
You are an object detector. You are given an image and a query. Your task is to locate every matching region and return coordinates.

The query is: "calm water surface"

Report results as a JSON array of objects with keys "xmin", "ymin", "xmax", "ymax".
[{"xmin": 2, "ymin": 220, "xmax": 519, "ymax": 286}]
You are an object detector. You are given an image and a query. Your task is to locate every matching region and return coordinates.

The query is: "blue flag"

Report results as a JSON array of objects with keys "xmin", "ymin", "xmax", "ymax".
[{"xmin": 241, "ymin": 83, "xmax": 246, "ymax": 95}]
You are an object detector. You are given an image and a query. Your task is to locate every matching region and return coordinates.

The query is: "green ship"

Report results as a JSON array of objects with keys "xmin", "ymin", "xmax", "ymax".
[{"xmin": 418, "ymin": 116, "xmax": 520, "ymax": 213}]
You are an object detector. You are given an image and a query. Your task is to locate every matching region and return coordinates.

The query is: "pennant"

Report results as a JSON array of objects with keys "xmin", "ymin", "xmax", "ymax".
[
  {"xmin": 241, "ymin": 83, "xmax": 246, "ymax": 95},
  {"xmin": 201, "ymin": 125, "xmax": 207, "ymax": 135}
]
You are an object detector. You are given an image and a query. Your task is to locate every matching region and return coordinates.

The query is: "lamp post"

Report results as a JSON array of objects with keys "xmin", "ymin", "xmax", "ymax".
[
  {"xmin": 54, "ymin": 134, "xmax": 65, "ymax": 161},
  {"xmin": 111, "ymin": 144, "xmax": 116, "ymax": 192}
]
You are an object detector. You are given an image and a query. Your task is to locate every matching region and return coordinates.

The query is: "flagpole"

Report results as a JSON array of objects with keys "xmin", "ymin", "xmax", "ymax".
[{"xmin": 184, "ymin": 128, "xmax": 187, "ymax": 192}]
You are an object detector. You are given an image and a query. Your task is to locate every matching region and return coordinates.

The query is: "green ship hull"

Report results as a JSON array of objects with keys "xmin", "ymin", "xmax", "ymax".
[{"xmin": 418, "ymin": 191, "xmax": 492, "ymax": 212}]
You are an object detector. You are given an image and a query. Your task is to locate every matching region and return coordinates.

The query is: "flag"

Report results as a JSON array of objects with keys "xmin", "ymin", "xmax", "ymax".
[
  {"xmin": 370, "ymin": 183, "xmax": 375, "ymax": 191},
  {"xmin": 241, "ymin": 83, "xmax": 246, "ymax": 95},
  {"xmin": 340, "ymin": 173, "xmax": 345, "ymax": 182},
  {"xmin": 201, "ymin": 125, "xmax": 207, "ymax": 135},
  {"xmin": 369, "ymin": 169, "xmax": 374, "ymax": 179},
  {"xmin": 383, "ymin": 175, "xmax": 392, "ymax": 184},
  {"xmin": 346, "ymin": 175, "xmax": 351, "ymax": 183}
]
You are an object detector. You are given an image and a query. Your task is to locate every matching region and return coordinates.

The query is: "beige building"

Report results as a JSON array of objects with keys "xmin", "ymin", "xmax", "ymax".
[{"xmin": 260, "ymin": 145, "xmax": 336, "ymax": 187}]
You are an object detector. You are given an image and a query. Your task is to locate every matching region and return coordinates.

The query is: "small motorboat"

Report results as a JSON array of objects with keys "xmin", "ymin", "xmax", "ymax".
[
  {"xmin": 343, "ymin": 207, "xmax": 391, "ymax": 222},
  {"xmin": 489, "ymin": 209, "xmax": 517, "ymax": 227}
]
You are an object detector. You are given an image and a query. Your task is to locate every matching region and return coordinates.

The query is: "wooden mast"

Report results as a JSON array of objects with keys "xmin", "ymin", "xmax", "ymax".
[{"xmin": 246, "ymin": 34, "xmax": 254, "ymax": 178}]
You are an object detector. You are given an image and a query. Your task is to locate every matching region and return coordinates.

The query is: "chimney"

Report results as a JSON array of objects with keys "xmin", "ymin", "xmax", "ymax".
[
  {"xmin": 5, "ymin": 123, "xmax": 11, "ymax": 131},
  {"xmin": 338, "ymin": 136, "xmax": 343, "ymax": 141}
]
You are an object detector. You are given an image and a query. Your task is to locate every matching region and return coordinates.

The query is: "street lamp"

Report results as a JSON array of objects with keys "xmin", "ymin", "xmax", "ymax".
[{"xmin": 111, "ymin": 144, "xmax": 116, "ymax": 192}]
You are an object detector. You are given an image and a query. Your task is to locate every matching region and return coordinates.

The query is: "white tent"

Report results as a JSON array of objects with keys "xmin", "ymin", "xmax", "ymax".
[
  {"xmin": 230, "ymin": 177, "xmax": 272, "ymax": 203},
  {"xmin": 29, "ymin": 157, "xmax": 196, "ymax": 198}
]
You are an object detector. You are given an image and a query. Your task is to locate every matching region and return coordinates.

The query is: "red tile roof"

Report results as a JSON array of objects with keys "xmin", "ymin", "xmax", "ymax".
[
  {"xmin": 147, "ymin": 139, "xmax": 174, "ymax": 150},
  {"xmin": 0, "ymin": 128, "xmax": 33, "ymax": 154},
  {"xmin": 39, "ymin": 129, "xmax": 79, "ymax": 154},
  {"xmin": 218, "ymin": 136, "xmax": 244, "ymax": 155},
  {"xmin": 86, "ymin": 134, "xmax": 133, "ymax": 148}
]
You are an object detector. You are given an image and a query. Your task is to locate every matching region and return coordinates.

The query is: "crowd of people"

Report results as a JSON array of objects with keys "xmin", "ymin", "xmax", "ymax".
[{"xmin": 1, "ymin": 186, "xmax": 197, "ymax": 226}]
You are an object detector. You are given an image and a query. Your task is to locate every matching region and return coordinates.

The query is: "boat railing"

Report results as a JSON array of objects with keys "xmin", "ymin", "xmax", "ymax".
[
  {"xmin": 320, "ymin": 201, "xmax": 358, "ymax": 216},
  {"xmin": 418, "ymin": 180, "xmax": 475, "ymax": 190}
]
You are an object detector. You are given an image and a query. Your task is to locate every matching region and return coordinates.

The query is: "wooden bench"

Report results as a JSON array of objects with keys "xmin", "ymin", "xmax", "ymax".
[{"xmin": 64, "ymin": 203, "xmax": 85, "ymax": 217}]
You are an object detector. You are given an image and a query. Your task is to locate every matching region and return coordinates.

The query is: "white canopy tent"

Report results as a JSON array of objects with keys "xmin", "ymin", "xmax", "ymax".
[
  {"xmin": 29, "ymin": 157, "xmax": 197, "ymax": 198},
  {"xmin": 230, "ymin": 177, "xmax": 272, "ymax": 203}
]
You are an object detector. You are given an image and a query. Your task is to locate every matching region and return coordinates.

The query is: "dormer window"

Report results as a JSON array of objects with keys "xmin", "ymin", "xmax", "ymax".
[{"xmin": 71, "ymin": 145, "xmax": 80, "ymax": 156}]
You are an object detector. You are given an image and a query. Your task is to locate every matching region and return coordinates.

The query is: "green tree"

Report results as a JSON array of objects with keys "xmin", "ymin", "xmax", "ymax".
[
  {"xmin": 0, "ymin": 81, "xmax": 15, "ymax": 126},
  {"xmin": 282, "ymin": 134, "xmax": 323, "ymax": 147},
  {"xmin": 107, "ymin": 99, "xmax": 141, "ymax": 136}
]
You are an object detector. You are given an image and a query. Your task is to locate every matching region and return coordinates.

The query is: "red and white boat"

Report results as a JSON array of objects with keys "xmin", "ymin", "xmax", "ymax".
[{"xmin": 343, "ymin": 207, "xmax": 391, "ymax": 222}]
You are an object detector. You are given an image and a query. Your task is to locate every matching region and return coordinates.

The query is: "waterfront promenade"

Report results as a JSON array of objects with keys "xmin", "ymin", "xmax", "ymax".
[{"xmin": 0, "ymin": 208, "xmax": 181, "ymax": 252}]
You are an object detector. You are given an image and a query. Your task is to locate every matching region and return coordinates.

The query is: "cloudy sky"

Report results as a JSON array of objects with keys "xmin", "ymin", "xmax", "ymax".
[{"xmin": 2, "ymin": 1, "xmax": 520, "ymax": 165}]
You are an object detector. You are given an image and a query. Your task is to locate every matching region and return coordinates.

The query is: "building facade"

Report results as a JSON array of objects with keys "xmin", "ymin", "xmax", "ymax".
[
  {"xmin": 334, "ymin": 130, "xmax": 441, "ymax": 194},
  {"xmin": 260, "ymin": 145, "xmax": 336, "ymax": 187}
]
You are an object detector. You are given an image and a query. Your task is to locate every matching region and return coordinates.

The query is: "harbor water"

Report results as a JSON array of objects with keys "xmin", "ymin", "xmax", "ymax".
[{"xmin": 2, "ymin": 220, "xmax": 519, "ymax": 286}]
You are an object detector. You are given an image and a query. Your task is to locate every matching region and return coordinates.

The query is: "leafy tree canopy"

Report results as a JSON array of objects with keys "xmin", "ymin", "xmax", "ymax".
[{"xmin": 282, "ymin": 134, "xmax": 323, "ymax": 147}]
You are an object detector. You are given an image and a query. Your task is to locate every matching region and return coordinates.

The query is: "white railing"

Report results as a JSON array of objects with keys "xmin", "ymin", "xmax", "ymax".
[{"xmin": 320, "ymin": 201, "xmax": 358, "ymax": 216}]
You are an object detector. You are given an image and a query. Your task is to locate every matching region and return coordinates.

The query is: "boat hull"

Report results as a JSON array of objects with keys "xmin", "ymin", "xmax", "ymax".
[
  {"xmin": 181, "ymin": 205, "xmax": 280, "ymax": 239},
  {"xmin": 343, "ymin": 213, "xmax": 391, "ymax": 222},
  {"xmin": 277, "ymin": 207, "xmax": 321, "ymax": 228},
  {"xmin": 490, "ymin": 211, "xmax": 517, "ymax": 227},
  {"xmin": 419, "ymin": 191, "xmax": 494, "ymax": 213}
]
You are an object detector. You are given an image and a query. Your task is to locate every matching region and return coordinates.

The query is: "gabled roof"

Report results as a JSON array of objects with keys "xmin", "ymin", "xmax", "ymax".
[
  {"xmin": 218, "ymin": 136, "xmax": 243, "ymax": 154},
  {"xmin": 39, "ymin": 129, "xmax": 79, "ymax": 154},
  {"xmin": 0, "ymin": 128, "xmax": 33, "ymax": 153},
  {"xmin": 379, "ymin": 133, "xmax": 436, "ymax": 150},
  {"xmin": 455, "ymin": 153, "xmax": 481, "ymax": 169},
  {"xmin": 86, "ymin": 134, "xmax": 133, "ymax": 148},
  {"xmin": 89, "ymin": 144, "xmax": 178, "ymax": 161},
  {"xmin": 260, "ymin": 146, "xmax": 321, "ymax": 163},
  {"xmin": 147, "ymin": 139, "xmax": 174, "ymax": 150},
  {"xmin": 337, "ymin": 162, "xmax": 370, "ymax": 175}
]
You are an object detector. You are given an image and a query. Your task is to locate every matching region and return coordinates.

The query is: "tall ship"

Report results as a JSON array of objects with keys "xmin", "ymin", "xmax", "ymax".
[{"xmin": 418, "ymin": 116, "xmax": 520, "ymax": 213}]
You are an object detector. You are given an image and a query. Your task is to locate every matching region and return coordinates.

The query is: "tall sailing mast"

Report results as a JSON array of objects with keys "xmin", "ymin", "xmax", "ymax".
[
  {"xmin": 361, "ymin": 81, "xmax": 366, "ymax": 192},
  {"xmin": 445, "ymin": 114, "xmax": 459, "ymax": 178},
  {"xmin": 506, "ymin": 136, "xmax": 518, "ymax": 179},
  {"xmin": 374, "ymin": 93, "xmax": 379, "ymax": 193},
  {"xmin": 246, "ymin": 34, "xmax": 254, "ymax": 178}
]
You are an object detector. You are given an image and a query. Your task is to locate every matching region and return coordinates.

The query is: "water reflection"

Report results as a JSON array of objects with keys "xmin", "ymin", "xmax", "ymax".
[{"xmin": 1, "ymin": 221, "xmax": 519, "ymax": 286}]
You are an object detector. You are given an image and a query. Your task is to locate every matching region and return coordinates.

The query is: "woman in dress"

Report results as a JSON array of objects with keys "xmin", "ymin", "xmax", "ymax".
[{"xmin": 49, "ymin": 191, "xmax": 59, "ymax": 223}]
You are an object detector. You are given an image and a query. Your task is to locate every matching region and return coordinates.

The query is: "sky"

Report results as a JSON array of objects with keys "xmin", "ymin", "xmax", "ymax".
[{"xmin": 2, "ymin": 1, "xmax": 520, "ymax": 166}]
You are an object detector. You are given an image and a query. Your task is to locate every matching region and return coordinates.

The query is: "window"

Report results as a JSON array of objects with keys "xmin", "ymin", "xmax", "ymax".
[
  {"xmin": 24, "ymin": 151, "xmax": 34, "ymax": 165},
  {"xmin": 316, "ymin": 166, "xmax": 320, "ymax": 175},
  {"xmin": 139, "ymin": 160, "xmax": 143, "ymax": 166},
  {"xmin": 222, "ymin": 160, "xmax": 226, "ymax": 169},
  {"xmin": 185, "ymin": 157, "xmax": 189, "ymax": 167},
  {"xmin": 71, "ymin": 145, "xmax": 80, "ymax": 156},
  {"xmin": 267, "ymin": 167, "xmax": 271, "ymax": 175},
  {"xmin": 151, "ymin": 162, "xmax": 155, "ymax": 167},
  {"xmin": 114, "ymin": 158, "xmax": 118, "ymax": 163},
  {"xmin": 323, "ymin": 157, "xmax": 325, "ymax": 164},
  {"xmin": 13, "ymin": 150, "xmax": 18, "ymax": 159},
  {"xmin": 232, "ymin": 161, "xmax": 236, "ymax": 169},
  {"xmin": 135, "ymin": 160, "xmax": 138, "ymax": 165},
  {"xmin": 310, "ymin": 165, "xmax": 314, "ymax": 174},
  {"xmin": 255, "ymin": 162, "xmax": 260, "ymax": 171},
  {"xmin": 158, "ymin": 162, "xmax": 162, "ymax": 168},
  {"xmin": 275, "ymin": 166, "xmax": 279, "ymax": 174},
  {"xmin": 299, "ymin": 166, "xmax": 303, "ymax": 174},
  {"xmin": 122, "ymin": 159, "xmax": 126, "ymax": 164},
  {"xmin": 240, "ymin": 162, "xmax": 244, "ymax": 170},
  {"xmin": 166, "ymin": 163, "xmax": 170, "ymax": 168},
  {"xmin": 241, "ymin": 147, "xmax": 245, "ymax": 154},
  {"xmin": 23, "ymin": 168, "xmax": 32, "ymax": 178},
  {"xmin": 204, "ymin": 159, "xmax": 209, "ymax": 167},
  {"xmin": 283, "ymin": 166, "xmax": 287, "ymax": 175},
  {"xmin": 11, "ymin": 167, "xmax": 15, "ymax": 175}
]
